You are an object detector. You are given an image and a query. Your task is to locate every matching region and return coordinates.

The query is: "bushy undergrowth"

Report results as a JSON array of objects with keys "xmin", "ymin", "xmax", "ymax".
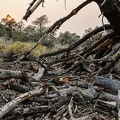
[
  {"xmin": 0, "ymin": 37, "xmax": 119, "ymax": 71},
  {"xmin": 0, "ymin": 38, "xmax": 46, "ymax": 60}
]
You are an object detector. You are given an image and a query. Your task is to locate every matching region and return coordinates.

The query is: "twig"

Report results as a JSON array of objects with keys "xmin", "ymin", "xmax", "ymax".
[
  {"xmin": 68, "ymin": 97, "xmax": 74, "ymax": 120},
  {"xmin": 100, "ymin": 0, "xmax": 107, "ymax": 6},
  {"xmin": 117, "ymin": 89, "xmax": 120, "ymax": 120},
  {"xmin": 64, "ymin": 0, "xmax": 67, "ymax": 10}
]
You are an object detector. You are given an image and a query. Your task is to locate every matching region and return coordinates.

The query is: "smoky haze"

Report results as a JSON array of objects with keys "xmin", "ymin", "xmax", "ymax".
[{"xmin": 0, "ymin": 0, "xmax": 108, "ymax": 36}]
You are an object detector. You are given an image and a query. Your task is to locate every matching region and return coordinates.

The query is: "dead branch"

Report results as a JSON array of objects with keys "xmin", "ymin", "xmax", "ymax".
[
  {"xmin": 82, "ymin": 32, "xmax": 115, "ymax": 58},
  {"xmin": 23, "ymin": 0, "xmax": 44, "ymax": 20},
  {"xmin": 94, "ymin": 76, "xmax": 120, "ymax": 93},
  {"xmin": 14, "ymin": 0, "xmax": 93, "ymax": 63},
  {"xmin": 39, "ymin": 24, "xmax": 112, "ymax": 59},
  {"xmin": 0, "ymin": 69, "xmax": 22, "ymax": 80},
  {"xmin": 0, "ymin": 88, "xmax": 45, "ymax": 119},
  {"xmin": 87, "ymin": 42, "xmax": 120, "ymax": 64},
  {"xmin": 1, "ymin": 0, "xmax": 120, "ymax": 119},
  {"xmin": 8, "ymin": 78, "xmax": 32, "ymax": 93},
  {"xmin": 50, "ymin": 96, "xmax": 71, "ymax": 113},
  {"xmin": 100, "ymin": 52, "xmax": 120, "ymax": 74},
  {"xmin": 99, "ymin": 92, "xmax": 117, "ymax": 101},
  {"xmin": 32, "ymin": 67, "xmax": 45, "ymax": 81}
]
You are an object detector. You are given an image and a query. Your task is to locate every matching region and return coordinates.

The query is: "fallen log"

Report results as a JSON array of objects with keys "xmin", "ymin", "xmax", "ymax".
[
  {"xmin": 94, "ymin": 76, "xmax": 120, "ymax": 93},
  {"xmin": 99, "ymin": 92, "xmax": 117, "ymax": 101},
  {"xmin": 0, "ymin": 66, "xmax": 45, "ymax": 82},
  {"xmin": 0, "ymin": 69, "xmax": 22, "ymax": 80}
]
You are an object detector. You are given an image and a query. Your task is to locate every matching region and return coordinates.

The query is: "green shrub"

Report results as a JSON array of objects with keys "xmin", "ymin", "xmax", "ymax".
[{"xmin": 2, "ymin": 41, "xmax": 46, "ymax": 60}]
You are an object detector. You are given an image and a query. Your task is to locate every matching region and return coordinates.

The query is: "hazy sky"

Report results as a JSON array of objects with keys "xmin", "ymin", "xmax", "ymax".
[{"xmin": 0, "ymin": 0, "xmax": 108, "ymax": 36}]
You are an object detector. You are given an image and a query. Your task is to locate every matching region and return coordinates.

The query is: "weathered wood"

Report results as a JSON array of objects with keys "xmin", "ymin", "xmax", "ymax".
[
  {"xmin": 1, "ymin": 0, "xmax": 120, "ymax": 119},
  {"xmin": 8, "ymin": 78, "xmax": 32, "ymax": 93},
  {"xmin": 23, "ymin": 0, "xmax": 44, "ymax": 20},
  {"xmin": 96, "ymin": 100, "xmax": 116, "ymax": 109},
  {"xmin": 15, "ymin": 0, "xmax": 93, "ymax": 63},
  {"xmin": 32, "ymin": 67, "xmax": 45, "ymax": 81},
  {"xmin": 118, "ymin": 89, "xmax": 120, "ymax": 120},
  {"xmin": 0, "ymin": 69, "xmax": 22, "ymax": 80},
  {"xmin": 94, "ymin": 0, "xmax": 120, "ymax": 35},
  {"xmin": 99, "ymin": 92, "xmax": 117, "ymax": 101},
  {"xmin": 100, "ymin": 52, "xmax": 120, "ymax": 74},
  {"xmin": 94, "ymin": 76, "xmax": 120, "ymax": 93},
  {"xmin": 0, "ymin": 88, "xmax": 45, "ymax": 119}
]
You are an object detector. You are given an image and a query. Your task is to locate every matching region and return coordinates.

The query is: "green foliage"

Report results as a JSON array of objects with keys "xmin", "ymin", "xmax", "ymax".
[
  {"xmin": 31, "ymin": 15, "xmax": 50, "ymax": 40},
  {"xmin": 42, "ymin": 34, "xmax": 56, "ymax": 48},
  {"xmin": 57, "ymin": 31, "xmax": 80, "ymax": 46},
  {"xmin": 10, "ymin": 15, "xmax": 50, "ymax": 42},
  {"xmin": 0, "ymin": 38, "xmax": 13, "ymax": 62},
  {"xmin": 2, "ymin": 41, "xmax": 46, "ymax": 59},
  {"xmin": 0, "ymin": 23, "xmax": 5, "ymax": 37},
  {"xmin": 32, "ymin": 15, "xmax": 49, "ymax": 29},
  {"xmin": 82, "ymin": 27, "xmax": 102, "ymax": 47},
  {"xmin": 0, "ymin": 15, "xmax": 81, "ymax": 50},
  {"xmin": 0, "ymin": 15, "xmax": 82, "ymax": 61},
  {"xmin": 0, "ymin": 39, "xmax": 5, "ymax": 53}
]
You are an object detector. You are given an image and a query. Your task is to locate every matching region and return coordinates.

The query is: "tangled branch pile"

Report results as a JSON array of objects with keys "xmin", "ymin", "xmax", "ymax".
[{"xmin": 0, "ymin": 0, "xmax": 120, "ymax": 119}]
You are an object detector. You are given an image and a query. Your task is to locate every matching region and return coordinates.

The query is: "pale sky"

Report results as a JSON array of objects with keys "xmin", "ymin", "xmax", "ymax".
[{"xmin": 0, "ymin": 0, "xmax": 108, "ymax": 36}]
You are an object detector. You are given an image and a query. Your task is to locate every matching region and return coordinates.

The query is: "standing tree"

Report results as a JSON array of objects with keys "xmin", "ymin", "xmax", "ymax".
[
  {"xmin": 32, "ymin": 15, "xmax": 49, "ymax": 38},
  {"xmin": 57, "ymin": 31, "xmax": 80, "ymax": 46},
  {"xmin": 1, "ymin": 15, "xmax": 16, "ymax": 39}
]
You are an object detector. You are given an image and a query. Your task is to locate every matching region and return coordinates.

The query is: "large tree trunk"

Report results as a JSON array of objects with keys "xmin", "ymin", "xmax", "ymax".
[{"xmin": 94, "ymin": 0, "xmax": 120, "ymax": 35}]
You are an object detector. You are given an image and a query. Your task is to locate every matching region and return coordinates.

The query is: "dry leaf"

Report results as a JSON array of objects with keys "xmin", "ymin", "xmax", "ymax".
[{"xmin": 59, "ymin": 76, "xmax": 69, "ymax": 83}]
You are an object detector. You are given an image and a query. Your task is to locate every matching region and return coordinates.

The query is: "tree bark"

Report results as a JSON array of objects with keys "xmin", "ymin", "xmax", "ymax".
[{"xmin": 94, "ymin": 0, "xmax": 120, "ymax": 35}]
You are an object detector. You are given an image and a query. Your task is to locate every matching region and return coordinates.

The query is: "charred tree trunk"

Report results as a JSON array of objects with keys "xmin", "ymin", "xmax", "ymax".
[{"xmin": 94, "ymin": 0, "xmax": 120, "ymax": 35}]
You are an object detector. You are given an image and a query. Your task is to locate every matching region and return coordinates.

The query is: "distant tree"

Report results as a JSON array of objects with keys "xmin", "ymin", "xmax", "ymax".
[
  {"xmin": 11, "ymin": 15, "xmax": 49, "ymax": 42},
  {"xmin": 22, "ymin": 25, "xmax": 37, "ymax": 42},
  {"xmin": 12, "ymin": 21, "xmax": 26, "ymax": 41},
  {"xmin": 1, "ymin": 15, "xmax": 16, "ymax": 39},
  {"xmin": 0, "ymin": 22, "xmax": 5, "ymax": 37},
  {"xmin": 57, "ymin": 31, "xmax": 80, "ymax": 46},
  {"xmin": 32, "ymin": 15, "xmax": 49, "ymax": 38},
  {"xmin": 13, "ymin": 21, "xmax": 25, "ymax": 32},
  {"xmin": 42, "ymin": 33, "xmax": 56, "ymax": 48},
  {"xmin": 82, "ymin": 27, "xmax": 102, "ymax": 47}
]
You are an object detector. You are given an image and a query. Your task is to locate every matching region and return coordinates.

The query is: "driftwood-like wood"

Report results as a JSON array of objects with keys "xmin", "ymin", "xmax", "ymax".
[
  {"xmin": 0, "ymin": 67, "xmax": 45, "ymax": 82},
  {"xmin": 100, "ymin": 52, "xmax": 120, "ymax": 74},
  {"xmin": 0, "ymin": 88, "xmax": 45, "ymax": 119},
  {"xmin": 94, "ymin": 76, "xmax": 120, "ymax": 93},
  {"xmin": 118, "ymin": 89, "xmax": 120, "ymax": 119},
  {"xmin": 9, "ymin": 78, "xmax": 32, "ymax": 93},
  {"xmin": 0, "ymin": 69, "xmax": 22, "ymax": 80},
  {"xmin": 39, "ymin": 24, "xmax": 112, "ymax": 59},
  {"xmin": 23, "ymin": 0, "xmax": 44, "ymax": 20},
  {"xmin": 32, "ymin": 67, "xmax": 45, "ymax": 81},
  {"xmin": 99, "ymin": 92, "xmax": 117, "ymax": 101}
]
